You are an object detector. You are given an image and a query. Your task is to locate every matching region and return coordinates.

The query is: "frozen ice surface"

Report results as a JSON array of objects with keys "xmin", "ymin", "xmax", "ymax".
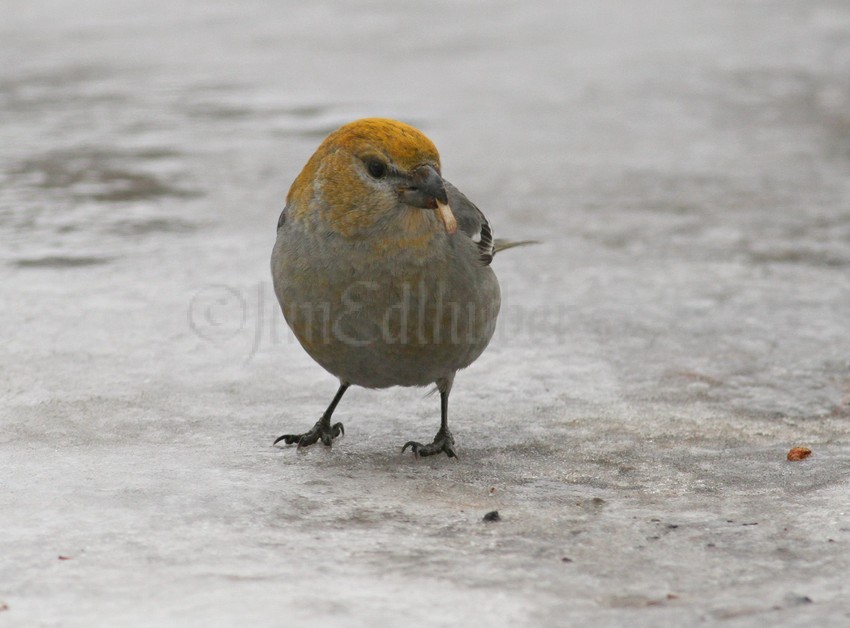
[{"xmin": 2, "ymin": 0, "xmax": 850, "ymax": 625}]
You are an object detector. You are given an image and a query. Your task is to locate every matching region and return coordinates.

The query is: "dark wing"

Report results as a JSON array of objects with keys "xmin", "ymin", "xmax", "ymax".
[{"xmin": 445, "ymin": 181, "xmax": 495, "ymax": 265}]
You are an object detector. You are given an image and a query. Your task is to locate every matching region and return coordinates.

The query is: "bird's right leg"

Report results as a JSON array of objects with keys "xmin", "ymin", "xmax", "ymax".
[
  {"xmin": 274, "ymin": 382, "xmax": 349, "ymax": 448},
  {"xmin": 402, "ymin": 375, "xmax": 457, "ymax": 458}
]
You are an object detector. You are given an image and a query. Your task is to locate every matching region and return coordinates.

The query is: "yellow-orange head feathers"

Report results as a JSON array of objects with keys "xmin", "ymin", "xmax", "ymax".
[
  {"xmin": 323, "ymin": 118, "xmax": 440, "ymax": 173},
  {"xmin": 285, "ymin": 118, "xmax": 451, "ymax": 238}
]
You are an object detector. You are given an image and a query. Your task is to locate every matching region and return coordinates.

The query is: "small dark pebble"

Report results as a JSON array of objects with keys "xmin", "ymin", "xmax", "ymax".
[
  {"xmin": 58, "ymin": 555, "xmax": 71, "ymax": 560},
  {"xmin": 483, "ymin": 510, "xmax": 501, "ymax": 522},
  {"xmin": 742, "ymin": 522, "xmax": 758, "ymax": 526},
  {"xmin": 561, "ymin": 557, "xmax": 573, "ymax": 563},
  {"xmin": 706, "ymin": 543, "xmax": 716, "ymax": 548},
  {"xmin": 783, "ymin": 593, "xmax": 813, "ymax": 606},
  {"xmin": 667, "ymin": 524, "xmax": 679, "ymax": 529}
]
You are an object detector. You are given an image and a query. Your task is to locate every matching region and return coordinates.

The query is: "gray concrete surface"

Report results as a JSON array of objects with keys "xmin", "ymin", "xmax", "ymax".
[{"xmin": 2, "ymin": 1, "xmax": 850, "ymax": 625}]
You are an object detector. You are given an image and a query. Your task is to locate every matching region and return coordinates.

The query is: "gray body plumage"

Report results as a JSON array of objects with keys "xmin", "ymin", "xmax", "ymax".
[{"xmin": 271, "ymin": 182, "xmax": 500, "ymax": 389}]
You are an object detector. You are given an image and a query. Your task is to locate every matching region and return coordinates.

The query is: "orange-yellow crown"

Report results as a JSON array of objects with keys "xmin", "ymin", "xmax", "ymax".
[
  {"xmin": 323, "ymin": 118, "xmax": 440, "ymax": 172},
  {"xmin": 287, "ymin": 118, "xmax": 440, "ymax": 204}
]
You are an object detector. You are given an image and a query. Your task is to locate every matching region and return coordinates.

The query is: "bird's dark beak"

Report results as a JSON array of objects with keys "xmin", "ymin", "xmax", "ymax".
[
  {"xmin": 400, "ymin": 164, "xmax": 448, "ymax": 208},
  {"xmin": 399, "ymin": 164, "xmax": 456, "ymax": 233}
]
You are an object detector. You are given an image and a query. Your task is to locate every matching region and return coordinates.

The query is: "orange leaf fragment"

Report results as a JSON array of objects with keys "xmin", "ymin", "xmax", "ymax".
[{"xmin": 786, "ymin": 447, "xmax": 812, "ymax": 461}]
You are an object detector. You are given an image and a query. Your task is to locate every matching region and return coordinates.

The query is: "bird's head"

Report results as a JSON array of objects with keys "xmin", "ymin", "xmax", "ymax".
[{"xmin": 287, "ymin": 118, "xmax": 456, "ymax": 238}]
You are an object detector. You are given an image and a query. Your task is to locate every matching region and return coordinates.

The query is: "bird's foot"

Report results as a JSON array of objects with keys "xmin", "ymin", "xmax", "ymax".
[
  {"xmin": 402, "ymin": 428, "xmax": 456, "ymax": 458},
  {"xmin": 273, "ymin": 419, "xmax": 344, "ymax": 448}
]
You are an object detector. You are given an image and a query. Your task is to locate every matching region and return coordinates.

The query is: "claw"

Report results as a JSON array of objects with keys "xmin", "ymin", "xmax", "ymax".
[
  {"xmin": 401, "ymin": 431, "xmax": 457, "ymax": 458},
  {"xmin": 401, "ymin": 441, "xmax": 422, "ymax": 456},
  {"xmin": 274, "ymin": 419, "xmax": 345, "ymax": 449}
]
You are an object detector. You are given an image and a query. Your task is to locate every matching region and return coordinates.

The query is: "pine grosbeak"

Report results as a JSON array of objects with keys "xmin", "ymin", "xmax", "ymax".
[{"xmin": 271, "ymin": 118, "xmax": 525, "ymax": 457}]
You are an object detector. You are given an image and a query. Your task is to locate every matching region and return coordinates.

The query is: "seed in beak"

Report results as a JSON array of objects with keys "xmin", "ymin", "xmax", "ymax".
[{"xmin": 436, "ymin": 200, "xmax": 457, "ymax": 234}]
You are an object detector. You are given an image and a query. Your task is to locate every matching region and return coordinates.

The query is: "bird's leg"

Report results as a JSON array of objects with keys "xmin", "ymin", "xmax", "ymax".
[
  {"xmin": 274, "ymin": 382, "xmax": 349, "ymax": 448},
  {"xmin": 402, "ymin": 376, "xmax": 457, "ymax": 458}
]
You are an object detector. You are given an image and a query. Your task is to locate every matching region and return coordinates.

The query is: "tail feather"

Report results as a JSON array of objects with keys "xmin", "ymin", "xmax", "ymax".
[{"xmin": 494, "ymin": 238, "xmax": 540, "ymax": 254}]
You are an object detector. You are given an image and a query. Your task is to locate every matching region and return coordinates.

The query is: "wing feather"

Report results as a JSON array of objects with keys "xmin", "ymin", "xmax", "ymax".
[{"xmin": 445, "ymin": 181, "xmax": 495, "ymax": 265}]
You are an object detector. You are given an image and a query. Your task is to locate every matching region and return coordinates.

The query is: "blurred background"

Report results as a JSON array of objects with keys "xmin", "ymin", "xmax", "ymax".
[
  {"xmin": 3, "ymin": 0, "xmax": 849, "ymax": 414},
  {"xmin": 2, "ymin": 1, "xmax": 850, "ymax": 624}
]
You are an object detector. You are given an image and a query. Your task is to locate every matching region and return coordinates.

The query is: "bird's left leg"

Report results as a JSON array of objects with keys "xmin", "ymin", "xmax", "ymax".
[
  {"xmin": 273, "ymin": 382, "xmax": 349, "ymax": 448},
  {"xmin": 402, "ymin": 375, "xmax": 457, "ymax": 458}
]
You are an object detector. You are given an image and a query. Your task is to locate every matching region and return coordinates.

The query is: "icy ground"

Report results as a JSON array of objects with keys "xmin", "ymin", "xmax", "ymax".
[{"xmin": 2, "ymin": 1, "xmax": 850, "ymax": 625}]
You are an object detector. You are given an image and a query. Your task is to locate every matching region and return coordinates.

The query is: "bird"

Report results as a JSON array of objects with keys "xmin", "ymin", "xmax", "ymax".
[{"xmin": 271, "ymin": 118, "xmax": 529, "ymax": 457}]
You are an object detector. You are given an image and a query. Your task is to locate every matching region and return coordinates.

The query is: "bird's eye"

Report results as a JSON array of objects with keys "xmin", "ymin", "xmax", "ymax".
[{"xmin": 367, "ymin": 159, "xmax": 387, "ymax": 179}]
